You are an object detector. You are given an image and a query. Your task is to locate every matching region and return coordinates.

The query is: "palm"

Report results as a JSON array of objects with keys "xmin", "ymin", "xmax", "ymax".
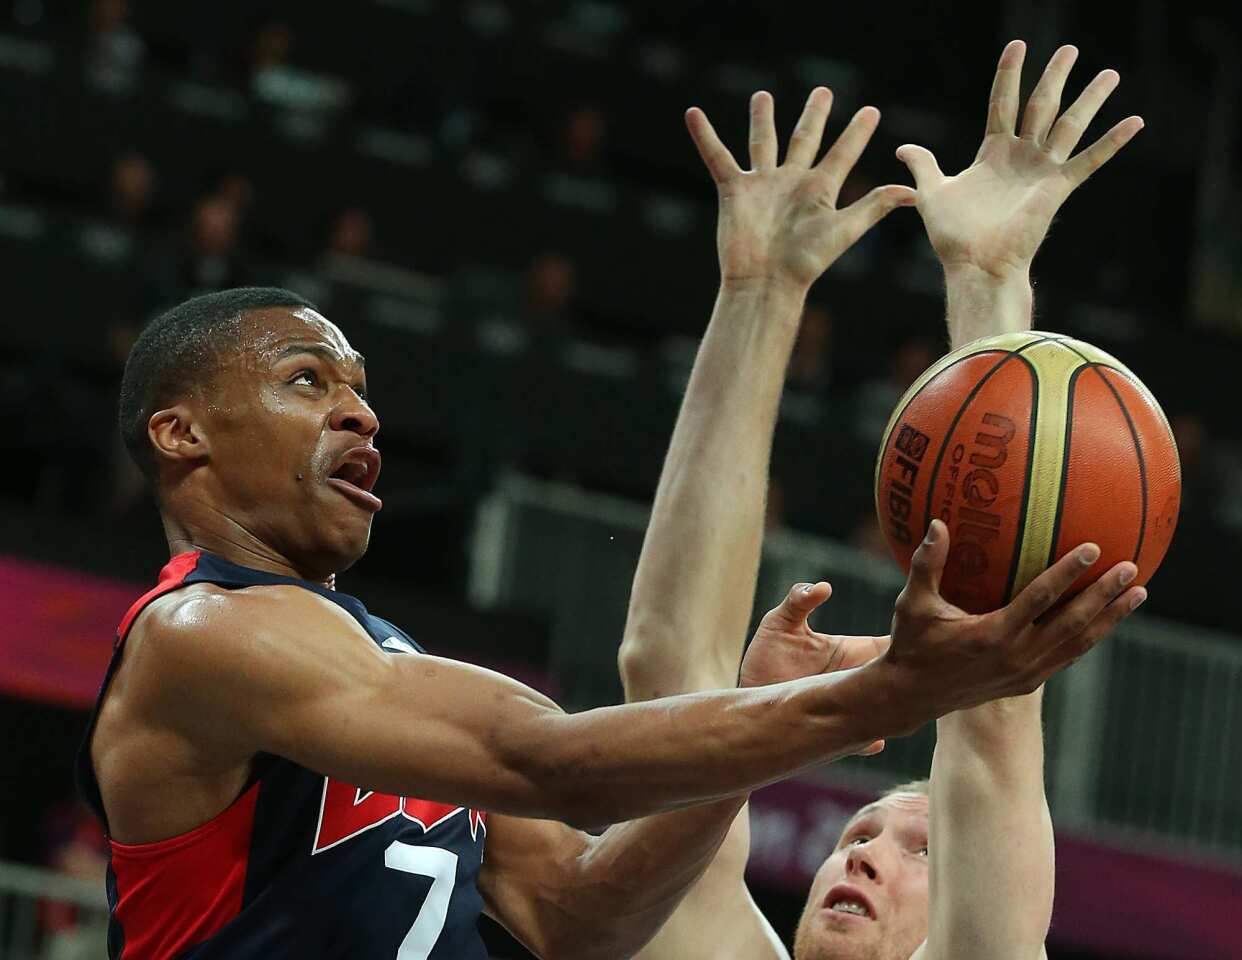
[
  {"xmin": 899, "ymin": 41, "xmax": 1143, "ymax": 278},
  {"xmin": 739, "ymin": 584, "xmax": 889, "ymax": 688},
  {"xmin": 918, "ymin": 138, "xmax": 1069, "ymax": 273},
  {"xmin": 688, "ymin": 88, "xmax": 915, "ymax": 289}
]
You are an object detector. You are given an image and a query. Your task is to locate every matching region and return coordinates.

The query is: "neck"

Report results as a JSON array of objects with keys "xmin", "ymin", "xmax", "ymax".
[{"xmin": 162, "ymin": 500, "xmax": 336, "ymax": 589}]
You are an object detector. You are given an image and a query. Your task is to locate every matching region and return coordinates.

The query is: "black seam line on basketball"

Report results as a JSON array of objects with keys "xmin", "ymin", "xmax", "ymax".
[
  {"xmin": 1046, "ymin": 364, "xmax": 1087, "ymax": 571},
  {"xmin": 875, "ymin": 350, "xmax": 1007, "ymax": 523},
  {"xmin": 1002, "ymin": 352, "xmax": 1039, "ymax": 605},
  {"xmin": 1054, "ymin": 341, "xmax": 1149, "ymax": 565},
  {"xmin": 920, "ymin": 335, "xmax": 1056, "ymax": 537}
]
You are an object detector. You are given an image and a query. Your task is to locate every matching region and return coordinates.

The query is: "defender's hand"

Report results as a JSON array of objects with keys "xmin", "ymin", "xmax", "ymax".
[
  {"xmin": 897, "ymin": 40, "xmax": 1144, "ymax": 280},
  {"xmin": 886, "ymin": 519, "xmax": 1145, "ymax": 719},
  {"xmin": 687, "ymin": 89, "xmax": 915, "ymax": 291},
  {"xmin": 740, "ymin": 582, "xmax": 890, "ymax": 755}
]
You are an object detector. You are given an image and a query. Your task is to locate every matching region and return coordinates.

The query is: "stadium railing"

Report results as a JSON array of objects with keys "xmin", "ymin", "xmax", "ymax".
[
  {"xmin": 0, "ymin": 861, "xmax": 106, "ymax": 960},
  {"xmin": 470, "ymin": 471, "xmax": 1242, "ymax": 866}
]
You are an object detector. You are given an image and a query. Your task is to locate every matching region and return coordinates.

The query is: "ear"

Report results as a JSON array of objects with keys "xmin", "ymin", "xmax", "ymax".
[{"xmin": 148, "ymin": 405, "xmax": 211, "ymax": 468}]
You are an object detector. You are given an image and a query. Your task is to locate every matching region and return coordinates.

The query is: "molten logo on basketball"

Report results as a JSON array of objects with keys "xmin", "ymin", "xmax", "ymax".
[{"xmin": 947, "ymin": 413, "xmax": 1014, "ymax": 591}]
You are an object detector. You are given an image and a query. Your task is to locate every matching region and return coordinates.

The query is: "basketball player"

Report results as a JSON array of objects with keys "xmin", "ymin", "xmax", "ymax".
[
  {"xmin": 76, "ymin": 45, "xmax": 1129, "ymax": 960},
  {"xmin": 618, "ymin": 41, "xmax": 1145, "ymax": 960}
]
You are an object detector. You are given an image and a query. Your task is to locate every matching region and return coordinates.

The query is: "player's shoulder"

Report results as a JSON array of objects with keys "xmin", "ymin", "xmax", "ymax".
[{"xmin": 129, "ymin": 579, "xmax": 360, "ymax": 669}]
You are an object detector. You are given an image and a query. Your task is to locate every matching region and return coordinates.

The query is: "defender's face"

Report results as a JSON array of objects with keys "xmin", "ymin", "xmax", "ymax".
[
  {"xmin": 199, "ymin": 307, "xmax": 380, "ymax": 579},
  {"xmin": 793, "ymin": 793, "xmax": 930, "ymax": 960}
]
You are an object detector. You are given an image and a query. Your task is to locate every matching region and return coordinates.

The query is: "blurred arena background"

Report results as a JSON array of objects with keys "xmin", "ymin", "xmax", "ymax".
[{"xmin": 1, "ymin": 1, "xmax": 1240, "ymax": 958}]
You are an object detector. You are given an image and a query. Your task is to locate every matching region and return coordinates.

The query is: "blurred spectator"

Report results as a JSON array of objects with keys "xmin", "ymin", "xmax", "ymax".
[
  {"xmin": 137, "ymin": 196, "xmax": 247, "ymax": 317},
  {"xmin": 37, "ymin": 801, "xmax": 108, "ymax": 960},
  {"xmin": 559, "ymin": 104, "xmax": 609, "ymax": 176},
  {"xmin": 247, "ymin": 20, "xmax": 349, "ymax": 114},
  {"xmin": 522, "ymin": 253, "xmax": 578, "ymax": 334},
  {"xmin": 106, "ymin": 152, "xmax": 154, "ymax": 228},
  {"xmin": 84, "ymin": 0, "xmax": 144, "ymax": 90},
  {"xmin": 851, "ymin": 336, "xmax": 937, "ymax": 445},
  {"xmin": 764, "ymin": 476, "xmax": 786, "ymax": 534},
  {"xmin": 325, "ymin": 206, "xmax": 376, "ymax": 260}
]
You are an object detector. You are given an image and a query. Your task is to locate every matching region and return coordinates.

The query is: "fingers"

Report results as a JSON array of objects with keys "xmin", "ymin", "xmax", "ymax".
[
  {"xmin": 1001, "ymin": 543, "xmax": 1100, "ymax": 630},
  {"xmin": 816, "ymin": 106, "xmax": 882, "ymax": 203},
  {"xmin": 749, "ymin": 90, "xmax": 779, "ymax": 171},
  {"xmin": 785, "ymin": 86, "xmax": 834, "ymax": 168},
  {"xmin": 841, "ymin": 184, "xmax": 917, "ymax": 243},
  {"xmin": 1046, "ymin": 68, "xmax": 1121, "ymax": 160},
  {"xmin": 901, "ymin": 519, "xmax": 949, "ymax": 602},
  {"xmin": 1043, "ymin": 561, "xmax": 1138, "ymax": 644},
  {"xmin": 768, "ymin": 581, "xmax": 833, "ymax": 630},
  {"xmin": 1033, "ymin": 583, "xmax": 1146, "ymax": 677},
  {"xmin": 1063, "ymin": 115, "xmax": 1144, "ymax": 189},
  {"xmin": 985, "ymin": 39, "xmax": 1027, "ymax": 135},
  {"xmin": 685, "ymin": 107, "xmax": 743, "ymax": 184},
  {"xmin": 1020, "ymin": 44, "xmax": 1079, "ymax": 141},
  {"xmin": 894, "ymin": 144, "xmax": 945, "ymax": 191}
]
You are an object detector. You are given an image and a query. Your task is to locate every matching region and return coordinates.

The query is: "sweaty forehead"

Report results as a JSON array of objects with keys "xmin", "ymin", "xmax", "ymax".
[{"xmin": 240, "ymin": 306, "xmax": 361, "ymax": 365}]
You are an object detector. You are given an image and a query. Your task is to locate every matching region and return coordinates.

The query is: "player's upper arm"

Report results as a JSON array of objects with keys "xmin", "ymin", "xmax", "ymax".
[
  {"xmin": 631, "ymin": 807, "xmax": 789, "ymax": 960},
  {"xmin": 127, "ymin": 584, "xmax": 567, "ymax": 816}
]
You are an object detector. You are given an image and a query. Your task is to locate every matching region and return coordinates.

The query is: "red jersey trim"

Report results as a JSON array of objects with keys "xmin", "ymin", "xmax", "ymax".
[
  {"xmin": 110, "ymin": 781, "xmax": 260, "ymax": 959},
  {"xmin": 115, "ymin": 551, "xmax": 203, "ymax": 645}
]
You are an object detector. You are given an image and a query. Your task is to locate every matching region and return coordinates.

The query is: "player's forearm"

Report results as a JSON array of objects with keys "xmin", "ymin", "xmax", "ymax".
[
  {"xmin": 540, "ymin": 799, "xmax": 748, "ymax": 960},
  {"xmin": 925, "ymin": 689, "xmax": 1054, "ymax": 960},
  {"xmin": 943, "ymin": 263, "xmax": 1033, "ymax": 348},
  {"xmin": 515, "ymin": 658, "xmax": 918, "ymax": 827},
  {"xmin": 620, "ymin": 279, "xmax": 805, "ymax": 699}
]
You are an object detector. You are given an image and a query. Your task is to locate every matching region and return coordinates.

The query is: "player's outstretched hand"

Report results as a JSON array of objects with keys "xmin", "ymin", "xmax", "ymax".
[
  {"xmin": 739, "ymin": 581, "xmax": 890, "ymax": 755},
  {"xmin": 886, "ymin": 519, "xmax": 1145, "ymax": 717},
  {"xmin": 687, "ymin": 89, "xmax": 915, "ymax": 292},
  {"xmin": 897, "ymin": 40, "xmax": 1144, "ymax": 280}
]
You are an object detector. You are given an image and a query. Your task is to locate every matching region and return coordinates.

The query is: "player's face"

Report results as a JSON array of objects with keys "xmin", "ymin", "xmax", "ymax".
[
  {"xmin": 793, "ymin": 793, "xmax": 930, "ymax": 960},
  {"xmin": 197, "ymin": 307, "xmax": 380, "ymax": 579}
]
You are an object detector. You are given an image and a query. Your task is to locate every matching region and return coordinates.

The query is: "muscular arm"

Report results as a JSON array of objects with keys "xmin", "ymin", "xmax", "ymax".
[
  {"xmin": 129, "ymin": 583, "xmax": 904, "ymax": 829},
  {"xmin": 901, "ymin": 42, "xmax": 1146, "ymax": 960}
]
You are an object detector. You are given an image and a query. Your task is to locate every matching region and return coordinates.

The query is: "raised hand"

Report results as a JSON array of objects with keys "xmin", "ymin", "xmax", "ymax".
[
  {"xmin": 897, "ymin": 40, "xmax": 1144, "ymax": 280},
  {"xmin": 885, "ymin": 519, "xmax": 1145, "ymax": 717},
  {"xmin": 687, "ymin": 89, "xmax": 915, "ymax": 291},
  {"xmin": 739, "ymin": 582, "xmax": 890, "ymax": 754}
]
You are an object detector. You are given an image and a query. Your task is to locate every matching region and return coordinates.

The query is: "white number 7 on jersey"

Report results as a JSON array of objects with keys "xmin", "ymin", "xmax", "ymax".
[{"xmin": 385, "ymin": 841, "xmax": 459, "ymax": 959}]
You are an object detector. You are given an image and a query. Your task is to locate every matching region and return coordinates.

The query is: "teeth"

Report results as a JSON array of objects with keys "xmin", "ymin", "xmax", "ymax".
[{"xmin": 832, "ymin": 900, "xmax": 868, "ymax": 916}]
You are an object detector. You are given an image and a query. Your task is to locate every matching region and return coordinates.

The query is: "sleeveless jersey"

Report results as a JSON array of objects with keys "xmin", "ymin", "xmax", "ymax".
[{"xmin": 75, "ymin": 551, "xmax": 489, "ymax": 960}]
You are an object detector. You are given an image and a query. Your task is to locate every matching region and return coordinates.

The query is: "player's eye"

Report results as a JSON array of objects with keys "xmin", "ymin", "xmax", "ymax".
[
  {"xmin": 291, "ymin": 369, "xmax": 319, "ymax": 387},
  {"xmin": 847, "ymin": 835, "xmax": 870, "ymax": 847},
  {"xmin": 916, "ymin": 845, "xmax": 929, "ymax": 857}
]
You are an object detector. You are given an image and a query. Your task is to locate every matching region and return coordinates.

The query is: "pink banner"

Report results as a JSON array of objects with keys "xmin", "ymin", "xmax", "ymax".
[{"xmin": 0, "ymin": 555, "xmax": 135, "ymax": 708}]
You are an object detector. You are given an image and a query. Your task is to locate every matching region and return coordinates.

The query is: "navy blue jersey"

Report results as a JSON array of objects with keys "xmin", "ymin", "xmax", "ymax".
[{"xmin": 75, "ymin": 551, "xmax": 489, "ymax": 960}]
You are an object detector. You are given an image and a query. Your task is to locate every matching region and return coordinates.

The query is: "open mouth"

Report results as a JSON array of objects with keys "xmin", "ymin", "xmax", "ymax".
[
  {"xmin": 326, "ymin": 446, "xmax": 383, "ymax": 513},
  {"xmin": 823, "ymin": 885, "xmax": 876, "ymax": 921}
]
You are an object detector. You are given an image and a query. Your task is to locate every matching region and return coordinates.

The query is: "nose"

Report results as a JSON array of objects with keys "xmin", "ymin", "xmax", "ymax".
[
  {"xmin": 845, "ymin": 843, "xmax": 880, "ymax": 883},
  {"xmin": 329, "ymin": 389, "xmax": 379, "ymax": 439}
]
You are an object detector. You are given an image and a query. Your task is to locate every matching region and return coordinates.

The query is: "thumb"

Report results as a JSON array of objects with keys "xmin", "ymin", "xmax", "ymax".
[
  {"xmin": 768, "ymin": 581, "xmax": 832, "ymax": 629},
  {"xmin": 841, "ymin": 184, "xmax": 917, "ymax": 245},
  {"xmin": 895, "ymin": 144, "xmax": 945, "ymax": 190},
  {"xmin": 905, "ymin": 519, "xmax": 949, "ymax": 599}
]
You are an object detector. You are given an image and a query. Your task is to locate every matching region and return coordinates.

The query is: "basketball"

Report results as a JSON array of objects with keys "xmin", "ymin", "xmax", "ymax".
[{"xmin": 875, "ymin": 332, "xmax": 1181, "ymax": 614}]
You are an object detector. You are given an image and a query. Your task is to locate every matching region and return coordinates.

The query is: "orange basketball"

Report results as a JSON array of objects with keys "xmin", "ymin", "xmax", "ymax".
[{"xmin": 874, "ymin": 332, "xmax": 1181, "ymax": 614}]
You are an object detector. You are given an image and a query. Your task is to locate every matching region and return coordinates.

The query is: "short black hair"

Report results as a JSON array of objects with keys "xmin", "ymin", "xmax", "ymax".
[{"xmin": 118, "ymin": 286, "xmax": 318, "ymax": 480}]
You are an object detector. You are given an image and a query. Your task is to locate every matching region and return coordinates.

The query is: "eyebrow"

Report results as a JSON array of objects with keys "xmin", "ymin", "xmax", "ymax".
[{"xmin": 275, "ymin": 343, "xmax": 367, "ymax": 370}]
